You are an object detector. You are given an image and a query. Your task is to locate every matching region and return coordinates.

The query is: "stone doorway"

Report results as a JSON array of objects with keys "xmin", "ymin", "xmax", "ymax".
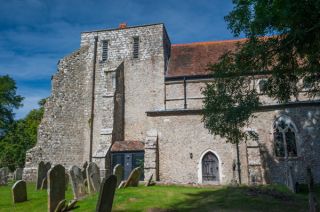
[
  {"xmin": 202, "ymin": 152, "xmax": 220, "ymax": 183},
  {"xmin": 111, "ymin": 151, "xmax": 144, "ymax": 180}
]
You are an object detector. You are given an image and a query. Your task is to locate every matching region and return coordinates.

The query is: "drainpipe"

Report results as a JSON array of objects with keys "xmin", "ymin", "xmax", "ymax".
[
  {"xmin": 89, "ymin": 36, "xmax": 98, "ymax": 162},
  {"xmin": 236, "ymin": 142, "xmax": 242, "ymax": 184},
  {"xmin": 183, "ymin": 77, "xmax": 187, "ymax": 109}
]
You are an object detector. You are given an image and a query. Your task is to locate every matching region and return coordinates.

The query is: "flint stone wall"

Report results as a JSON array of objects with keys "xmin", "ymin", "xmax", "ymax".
[
  {"xmin": 146, "ymin": 106, "xmax": 320, "ymax": 185},
  {"xmin": 24, "ymin": 46, "xmax": 93, "ymax": 181},
  {"xmin": 24, "ymin": 23, "xmax": 170, "ymax": 181}
]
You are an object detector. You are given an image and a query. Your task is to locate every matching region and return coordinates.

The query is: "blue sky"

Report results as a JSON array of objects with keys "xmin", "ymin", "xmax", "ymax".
[{"xmin": 0, "ymin": 0, "xmax": 236, "ymax": 119}]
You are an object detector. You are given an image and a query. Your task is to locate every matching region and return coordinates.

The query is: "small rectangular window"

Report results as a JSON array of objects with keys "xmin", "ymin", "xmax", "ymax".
[
  {"xmin": 102, "ymin": 40, "xmax": 108, "ymax": 61},
  {"xmin": 133, "ymin": 37, "xmax": 139, "ymax": 58}
]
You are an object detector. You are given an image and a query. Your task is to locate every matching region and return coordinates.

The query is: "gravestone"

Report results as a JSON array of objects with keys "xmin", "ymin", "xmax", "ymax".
[
  {"xmin": 0, "ymin": 167, "xmax": 9, "ymax": 185},
  {"xmin": 86, "ymin": 162, "xmax": 101, "ymax": 194},
  {"xmin": 36, "ymin": 161, "xmax": 51, "ymax": 190},
  {"xmin": 287, "ymin": 167, "xmax": 295, "ymax": 192},
  {"xmin": 65, "ymin": 173, "xmax": 69, "ymax": 190},
  {"xmin": 48, "ymin": 164, "xmax": 66, "ymax": 212},
  {"xmin": 12, "ymin": 180, "xmax": 27, "ymax": 203},
  {"xmin": 113, "ymin": 164, "xmax": 124, "ymax": 188},
  {"xmin": 96, "ymin": 175, "xmax": 117, "ymax": 212},
  {"xmin": 82, "ymin": 161, "xmax": 88, "ymax": 179},
  {"xmin": 54, "ymin": 199, "xmax": 66, "ymax": 212},
  {"xmin": 124, "ymin": 167, "xmax": 141, "ymax": 188},
  {"xmin": 41, "ymin": 177, "xmax": 48, "ymax": 190},
  {"xmin": 307, "ymin": 167, "xmax": 319, "ymax": 212},
  {"xmin": 67, "ymin": 199, "xmax": 78, "ymax": 210},
  {"xmin": 145, "ymin": 174, "xmax": 153, "ymax": 187},
  {"xmin": 45, "ymin": 162, "xmax": 51, "ymax": 170},
  {"xmin": 118, "ymin": 181, "xmax": 125, "ymax": 189},
  {"xmin": 84, "ymin": 178, "xmax": 89, "ymax": 193},
  {"xmin": 69, "ymin": 165, "xmax": 86, "ymax": 199},
  {"xmin": 14, "ymin": 168, "xmax": 23, "ymax": 181}
]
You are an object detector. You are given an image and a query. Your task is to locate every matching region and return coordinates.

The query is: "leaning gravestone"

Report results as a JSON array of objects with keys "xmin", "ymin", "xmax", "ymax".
[
  {"xmin": 307, "ymin": 167, "xmax": 319, "ymax": 212},
  {"xmin": 86, "ymin": 162, "xmax": 101, "ymax": 194},
  {"xmin": 82, "ymin": 161, "xmax": 88, "ymax": 179},
  {"xmin": 287, "ymin": 167, "xmax": 295, "ymax": 193},
  {"xmin": 96, "ymin": 175, "xmax": 117, "ymax": 212},
  {"xmin": 54, "ymin": 199, "xmax": 66, "ymax": 212},
  {"xmin": 69, "ymin": 165, "xmax": 86, "ymax": 199},
  {"xmin": 48, "ymin": 164, "xmax": 65, "ymax": 212},
  {"xmin": 124, "ymin": 167, "xmax": 142, "ymax": 188},
  {"xmin": 65, "ymin": 173, "xmax": 69, "ymax": 191},
  {"xmin": 36, "ymin": 161, "xmax": 51, "ymax": 190},
  {"xmin": 0, "ymin": 167, "xmax": 9, "ymax": 185},
  {"xmin": 113, "ymin": 164, "xmax": 124, "ymax": 188},
  {"xmin": 41, "ymin": 177, "xmax": 48, "ymax": 190},
  {"xmin": 12, "ymin": 180, "xmax": 27, "ymax": 203},
  {"xmin": 145, "ymin": 174, "xmax": 153, "ymax": 187},
  {"xmin": 14, "ymin": 168, "xmax": 23, "ymax": 181}
]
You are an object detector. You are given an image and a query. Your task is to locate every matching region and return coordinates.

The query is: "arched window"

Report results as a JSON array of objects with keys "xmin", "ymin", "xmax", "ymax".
[{"xmin": 274, "ymin": 117, "xmax": 297, "ymax": 157}]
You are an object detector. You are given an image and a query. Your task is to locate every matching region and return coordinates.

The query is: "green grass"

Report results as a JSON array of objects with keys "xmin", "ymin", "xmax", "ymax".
[{"xmin": 0, "ymin": 182, "xmax": 319, "ymax": 212}]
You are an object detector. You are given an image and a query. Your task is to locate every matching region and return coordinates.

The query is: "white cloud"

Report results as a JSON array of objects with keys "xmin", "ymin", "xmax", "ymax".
[{"xmin": 14, "ymin": 87, "xmax": 50, "ymax": 119}]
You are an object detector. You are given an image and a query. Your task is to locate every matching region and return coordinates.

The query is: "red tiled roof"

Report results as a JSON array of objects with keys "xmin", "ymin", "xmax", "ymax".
[
  {"xmin": 111, "ymin": 140, "xmax": 144, "ymax": 152},
  {"xmin": 167, "ymin": 38, "xmax": 246, "ymax": 77}
]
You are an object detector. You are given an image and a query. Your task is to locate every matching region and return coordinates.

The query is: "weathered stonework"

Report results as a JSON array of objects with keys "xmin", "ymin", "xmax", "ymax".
[
  {"xmin": 144, "ymin": 129, "xmax": 159, "ymax": 181},
  {"xmin": 24, "ymin": 23, "xmax": 320, "ymax": 186}
]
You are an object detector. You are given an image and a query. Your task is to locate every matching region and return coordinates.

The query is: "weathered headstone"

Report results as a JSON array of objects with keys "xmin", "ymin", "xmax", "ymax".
[
  {"xmin": 118, "ymin": 181, "xmax": 125, "ymax": 189},
  {"xmin": 36, "ymin": 161, "xmax": 45, "ymax": 189},
  {"xmin": 287, "ymin": 167, "xmax": 295, "ymax": 192},
  {"xmin": 145, "ymin": 174, "xmax": 153, "ymax": 187},
  {"xmin": 69, "ymin": 165, "xmax": 86, "ymax": 199},
  {"xmin": 54, "ymin": 199, "xmax": 66, "ymax": 212},
  {"xmin": 86, "ymin": 162, "xmax": 101, "ymax": 194},
  {"xmin": 124, "ymin": 167, "xmax": 141, "ymax": 188},
  {"xmin": 67, "ymin": 199, "xmax": 78, "ymax": 210},
  {"xmin": 96, "ymin": 175, "xmax": 117, "ymax": 212},
  {"xmin": 65, "ymin": 173, "xmax": 69, "ymax": 191},
  {"xmin": 36, "ymin": 161, "xmax": 51, "ymax": 190},
  {"xmin": 0, "ymin": 167, "xmax": 9, "ymax": 185},
  {"xmin": 113, "ymin": 164, "xmax": 124, "ymax": 188},
  {"xmin": 48, "ymin": 164, "xmax": 66, "ymax": 212},
  {"xmin": 45, "ymin": 162, "xmax": 51, "ymax": 170},
  {"xmin": 14, "ymin": 168, "xmax": 23, "ymax": 181},
  {"xmin": 12, "ymin": 180, "xmax": 27, "ymax": 203},
  {"xmin": 41, "ymin": 177, "xmax": 48, "ymax": 190},
  {"xmin": 84, "ymin": 178, "xmax": 89, "ymax": 193},
  {"xmin": 82, "ymin": 161, "xmax": 88, "ymax": 179},
  {"xmin": 307, "ymin": 167, "xmax": 319, "ymax": 212}
]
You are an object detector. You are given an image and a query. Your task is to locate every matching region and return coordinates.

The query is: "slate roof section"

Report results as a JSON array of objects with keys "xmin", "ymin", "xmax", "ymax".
[
  {"xmin": 111, "ymin": 140, "xmax": 144, "ymax": 152},
  {"xmin": 167, "ymin": 38, "xmax": 246, "ymax": 78}
]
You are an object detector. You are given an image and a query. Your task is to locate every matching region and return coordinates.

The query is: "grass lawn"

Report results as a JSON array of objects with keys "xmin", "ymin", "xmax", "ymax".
[{"xmin": 0, "ymin": 182, "xmax": 319, "ymax": 211}]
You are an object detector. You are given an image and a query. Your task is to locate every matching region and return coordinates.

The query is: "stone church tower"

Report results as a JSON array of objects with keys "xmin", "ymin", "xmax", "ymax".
[
  {"xmin": 24, "ymin": 23, "xmax": 170, "ymax": 180},
  {"xmin": 24, "ymin": 23, "xmax": 320, "ymax": 187}
]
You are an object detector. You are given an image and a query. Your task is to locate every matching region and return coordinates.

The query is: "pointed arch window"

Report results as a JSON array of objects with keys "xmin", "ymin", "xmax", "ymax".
[{"xmin": 274, "ymin": 117, "xmax": 297, "ymax": 158}]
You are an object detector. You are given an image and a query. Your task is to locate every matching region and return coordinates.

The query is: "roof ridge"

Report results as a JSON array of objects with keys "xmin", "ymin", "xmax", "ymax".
[{"xmin": 172, "ymin": 38, "xmax": 247, "ymax": 47}]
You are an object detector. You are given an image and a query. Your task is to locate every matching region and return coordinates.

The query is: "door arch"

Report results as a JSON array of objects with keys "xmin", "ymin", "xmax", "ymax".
[{"xmin": 199, "ymin": 150, "xmax": 220, "ymax": 184}]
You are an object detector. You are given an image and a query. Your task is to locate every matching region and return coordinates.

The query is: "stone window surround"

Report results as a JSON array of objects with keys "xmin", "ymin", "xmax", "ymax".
[
  {"xmin": 101, "ymin": 40, "xmax": 109, "ymax": 62},
  {"xmin": 273, "ymin": 115, "xmax": 299, "ymax": 160},
  {"xmin": 132, "ymin": 36, "xmax": 140, "ymax": 59}
]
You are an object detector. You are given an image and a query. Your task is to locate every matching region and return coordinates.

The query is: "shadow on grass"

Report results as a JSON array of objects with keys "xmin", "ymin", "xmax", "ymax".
[{"xmin": 166, "ymin": 186, "xmax": 308, "ymax": 212}]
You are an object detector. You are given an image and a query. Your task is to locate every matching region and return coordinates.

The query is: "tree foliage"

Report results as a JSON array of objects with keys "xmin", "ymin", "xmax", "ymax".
[
  {"xmin": 0, "ymin": 75, "xmax": 23, "ymax": 137},
  {"xmin": 0, "ymin": 98, "xmax": 45, "ymax": 170},
  {"xmin": 203, "ymin": 0, "xmax": 320, "ymax": 143}
]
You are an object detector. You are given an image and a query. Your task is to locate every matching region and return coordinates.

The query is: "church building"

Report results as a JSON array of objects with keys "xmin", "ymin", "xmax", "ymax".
[{"xmin": 23, "ymin": 23, "xmax": 320, "ymax": 186}]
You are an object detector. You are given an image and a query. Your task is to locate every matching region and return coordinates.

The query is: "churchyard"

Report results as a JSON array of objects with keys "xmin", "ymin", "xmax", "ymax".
[{"xmin": 0, "ymin": 163, "xmax": 319, "ymax": 211}]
